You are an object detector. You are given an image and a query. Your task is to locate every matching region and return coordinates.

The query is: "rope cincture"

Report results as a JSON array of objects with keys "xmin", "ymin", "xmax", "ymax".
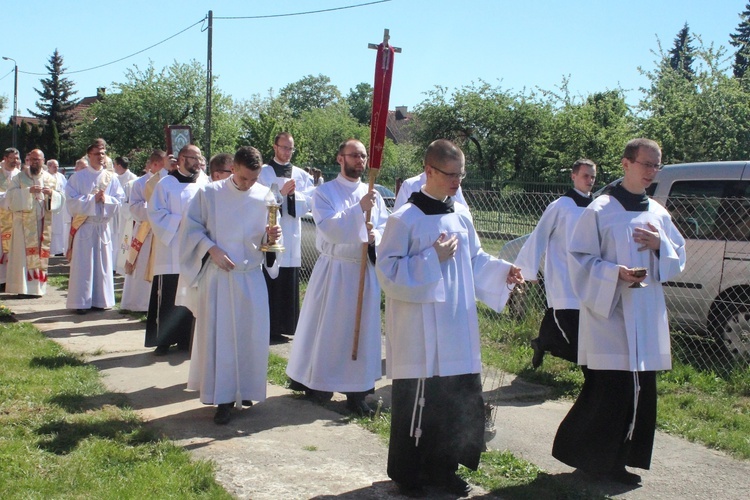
[
  {"xmin": 410, "ymin": 378, "xmax": 426, "ymax": 446},
  {"xmin": 625, "ymin": 371, "xmax": 641, "ymax": 442}
]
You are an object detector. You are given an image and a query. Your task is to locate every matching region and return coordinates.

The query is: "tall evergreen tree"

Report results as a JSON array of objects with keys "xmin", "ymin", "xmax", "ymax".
[
  {"xmin": 730, "ymin": 3, "xmax": 750, "ymax": 79},
  {"xmin": 28, "ymin": 49, "xmax": 78, "ymax": 153},
  {"xmin": 669, "ymin": 23, "xmax": 695, "ymax": 80}
]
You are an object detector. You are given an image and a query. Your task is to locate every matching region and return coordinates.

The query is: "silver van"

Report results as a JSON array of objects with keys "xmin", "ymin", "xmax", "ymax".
[{"xmin": 647, "ymin": 161, "xmax": 750, "ymax": 361}]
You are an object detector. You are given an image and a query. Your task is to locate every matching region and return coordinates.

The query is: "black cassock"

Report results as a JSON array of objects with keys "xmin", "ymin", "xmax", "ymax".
[{"xmin": 388, "ymin": 374, "xmax": 485, "ymax": 487}]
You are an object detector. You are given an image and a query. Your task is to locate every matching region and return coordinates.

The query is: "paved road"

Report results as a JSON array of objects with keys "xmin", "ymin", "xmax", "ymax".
[{"xmin": 3, "ymin": 257, "xmax": 749, "ymax": 499}]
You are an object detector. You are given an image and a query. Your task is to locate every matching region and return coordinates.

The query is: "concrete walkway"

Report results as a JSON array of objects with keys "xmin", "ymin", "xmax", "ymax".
[{"xmin": 3, "ymin": 257, "xmax": 749, "ymax": 499}]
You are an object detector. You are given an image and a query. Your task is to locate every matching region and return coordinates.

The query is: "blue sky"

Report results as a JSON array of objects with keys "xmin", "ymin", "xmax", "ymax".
[{"xmin": 1, "ymin": 0, "xmax": 745, "ymax": 122}]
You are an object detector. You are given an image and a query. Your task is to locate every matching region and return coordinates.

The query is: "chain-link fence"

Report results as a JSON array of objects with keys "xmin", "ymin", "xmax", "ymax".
[{"xmin": 298, "ymin": 185, "xmax": 750, "ymax": 373}]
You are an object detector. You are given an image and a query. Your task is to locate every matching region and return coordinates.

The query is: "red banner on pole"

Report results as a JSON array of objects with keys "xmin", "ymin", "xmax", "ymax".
[{"xmin": 368, "ymin": 43, "xmax": 395, "ymax": 170}]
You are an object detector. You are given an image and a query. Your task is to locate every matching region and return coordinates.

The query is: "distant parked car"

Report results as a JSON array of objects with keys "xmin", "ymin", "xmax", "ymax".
[
  {"xmin": 374, "ymin": 183, "xmax": 395, "ymax": 210},
  {"xmin": 501, "ymin": 161, "xmax": 750, "ymax": 362}
]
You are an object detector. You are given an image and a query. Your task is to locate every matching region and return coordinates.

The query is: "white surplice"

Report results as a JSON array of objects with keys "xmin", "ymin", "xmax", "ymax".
[
  {"xmin": 119, "ymin": 172, "xmax": 152, "ymax": 311},
  {"xmin": 285, "ymin": 174, "xmax": 389, "ymax": 393},
  {"xmin": 257, "ymin": 164, "xmax": 315, "ymax": 268},
  {"xmin": 49, "ymin": 171, "xmax": 68, "ymax": 255},
  {"xmin": 393, "ymin": 171, "xmax": 468, "ymax": 211},
  {"xmin": 148, "ymin": 171, "xmax": 208, "ymax": 276},
  {"xmin": 568, "ymin": 195, "xmax": 686, "ymax": 371},
  {"xmin": 0, "ymin": 165, "xmax": 20, "ymax": 284},
  {"xmin": 64, "ymin": 166, "xmax": 125, "ymax": 309},
  {"xmin": 113, "ymin": 170, "xmax": 138, "ymax": 273},
  {"xmin": 5, "ymin": 171, "xmax": 64, "ymax": 296},
  {"xmin": 377, "ymin": 200, "xmax": 513, "ymax": 379},
  {"xmin": 515, "ymin": 195, "xmax": 587, "ymax": 310},
  {"xmin": 180, "ymin": 178, "xmax": 279, "ymax": 406}
]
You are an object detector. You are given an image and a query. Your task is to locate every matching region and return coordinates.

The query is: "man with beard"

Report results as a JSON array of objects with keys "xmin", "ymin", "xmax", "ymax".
[
  {"xmin": 0, "ymin": 148, "xmax": 22, "ymax": 291},
  {"xmin": 286, "ymin": 139, "xmax": 388, "ymax": 416},
  {"xmin": 145, "ymin": 144, "xmax": 208, "ymax": 355},
  {"xmin": 5, "ymin": 149, "xmax": 64, "ymax": 297},
  {"xmin": 65, "ymin": 139, "xmax": 125, "ymax": 312},
  {"xmin": 258, "ymin": 132, "xmax": 315, "ymax": 341},
  {"xmin": 514, "ymin": 159, "xmax": 597, "ymax": 368},
  {"xmin": 180, "ymin": 146, "xmax": 281, "ymax": 425}
]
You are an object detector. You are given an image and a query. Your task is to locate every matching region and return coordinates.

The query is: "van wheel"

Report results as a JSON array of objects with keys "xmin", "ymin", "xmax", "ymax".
[{"xmin": 715, "ymin": 301, "xmax": 750, "ymax": 362}]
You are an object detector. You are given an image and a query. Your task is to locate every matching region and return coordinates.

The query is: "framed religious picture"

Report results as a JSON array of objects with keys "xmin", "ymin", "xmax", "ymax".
[{"xmin": 165, "ymin": 125, "xmax": 192, "ymax": 156}]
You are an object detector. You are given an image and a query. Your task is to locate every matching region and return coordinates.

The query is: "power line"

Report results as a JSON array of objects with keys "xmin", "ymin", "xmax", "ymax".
[
  {"xmin": 18, "ymin": 17, "xmax": 207, "ymax": 77},
  {"xmin": 215, "ymin": 0, "xmax": 390, "ymax": 20},
  {"xmin": 0, "ymin": 68, "xmax": 14, "ymax": 82},
  {"xmin": 11, "ymin": 1, "xmax": 391, "ymax": 78}
]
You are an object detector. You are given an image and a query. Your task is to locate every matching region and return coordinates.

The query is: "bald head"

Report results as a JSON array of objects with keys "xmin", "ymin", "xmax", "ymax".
[{"xmin": 27, "ymin": 149, "xmax": 45, "ymax": 176}]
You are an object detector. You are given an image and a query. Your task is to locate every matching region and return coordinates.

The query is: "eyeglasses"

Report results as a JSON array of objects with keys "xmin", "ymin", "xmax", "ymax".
[
  {"xmin": 633, "ymin": 160, "xmax": 663, "ymax": 171},
  {"xmin": 342, "ymin": 153, "xmax": 368, "ymax": 160},
  {"xmin": 430, "ymin": 164, "xmax": 467, "ymax": 180},
  {"xmin": 92, "ymin": 151, "xmax": 107, "ymax": 156},
  {"xmin": 275, "ymin": 145, "xmax": 296, "ymax": 153}
]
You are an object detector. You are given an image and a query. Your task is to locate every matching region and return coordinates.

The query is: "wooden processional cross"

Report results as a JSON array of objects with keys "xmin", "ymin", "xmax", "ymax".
[{"xmin": 352, "ymin": 29, "xmax": 402, "ymax": 361}]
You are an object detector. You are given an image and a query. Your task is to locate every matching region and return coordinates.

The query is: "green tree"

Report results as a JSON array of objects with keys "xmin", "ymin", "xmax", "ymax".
[
  {"xmin": 293, "ymin": 102, "xmax": 371, "ymax": 166},
  {"xmin": 279, "ymin": 74, "xmax": 341, "ymax": 118},
  {"xmin": 669, "ymin": 23, "xmax": 696, "ymax": 81},
  {"xmin": 346, "ymin": 82, "xmax": 373, "ymax": 125},
  {"xmin": 74, "ymin": 60, "xmax": 242, "ymax": 168},
  {"xmin": 45, "ymin": 121, "xmax": 60, "ymax": 160},
  {"xmin": 239, "ymin": 91, "xmax": 295, "ymax": 159},
  {"xmin": 28, "ymin": 49, "xmax": 78, "ymax": 154},
  {"xmin": 413, "ymin": 82, "xmax": 553, "ymax": 183},
  {"xmin": 731, "ymin": 3, "xmax": 750, "ymax": 79},
  {"xmin": 543, "ymin": 84, "xmax": 635, "ymax": 184},
  {"xmin": 640, "ymin": 42, "xmax": 750, "ymax": 162}
]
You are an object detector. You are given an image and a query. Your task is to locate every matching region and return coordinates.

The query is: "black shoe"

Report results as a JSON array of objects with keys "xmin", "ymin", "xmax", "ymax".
[
  {"xmin": 305, "ymin": 389, "xmax": 333, "ymax": 404},
  {"xmin": 439, "ymin": 473, "xmax": 471, "ymax": 496},
  {"xmin": 241, "ymin": 400, "xmax": 253, "ymax": 407},
  {"xmin": 153, "ymin": 345, "xmax": 170, "ymax": 356},
  {"xmin": 395, "ymin": 481, "xmax": 424, "ymax": 498},
  {"xmin": 530, "ymin": 338, "xmax": 544, "ymax": 369},
  {"xmin": 75, "ymin": 308, "xmax": 88, "ymax": 315},
  {"xmin": 346, "ymin": 398, "xmax": 374, "ymax": 418},
  {"xmin": 607, "ymin": 467, "xmax": 641, "ymax": 485},
  {"xmin": 213, "ymin": 403, "xmax": 232, "ymax": 425}
]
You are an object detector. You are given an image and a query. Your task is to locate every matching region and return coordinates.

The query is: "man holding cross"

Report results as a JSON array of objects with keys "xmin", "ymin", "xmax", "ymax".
[{"xmin": 285, "ymin": 139, "xmax": 388, "ymax": 416}]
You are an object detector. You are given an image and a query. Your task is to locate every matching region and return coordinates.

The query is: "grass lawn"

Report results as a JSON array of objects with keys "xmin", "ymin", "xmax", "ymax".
[
  {"xmin": 0, "ymin": 322, "xmax": 230, "ymax": 499},
  {"xmin": 478, "ymin": 303, "xmax": 750, "ymax": 460}
]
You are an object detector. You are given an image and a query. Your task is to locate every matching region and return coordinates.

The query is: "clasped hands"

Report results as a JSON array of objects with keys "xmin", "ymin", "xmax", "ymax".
[
  {"xmin": 432, "ymin": 232, "xmax": 524, "ymax": 285},
  {"xmin": 29, "ymin": 185, "xmax": 52, "ymax": 197}
]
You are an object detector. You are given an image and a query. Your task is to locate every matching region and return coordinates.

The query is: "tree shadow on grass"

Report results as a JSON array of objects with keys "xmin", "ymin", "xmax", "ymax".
[
  {"xmin": 29, "ymin": 354, "xmax": 86, "ymax": 369},
  {"xmin": 36, "ymin": 410, "xmax": 160, "ymax": 455}
]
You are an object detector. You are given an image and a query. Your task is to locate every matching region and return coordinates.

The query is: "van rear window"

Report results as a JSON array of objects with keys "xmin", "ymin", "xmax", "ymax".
[{"xmin": 667, "ymin": 180, "xmax": 750, "ymax": 241}]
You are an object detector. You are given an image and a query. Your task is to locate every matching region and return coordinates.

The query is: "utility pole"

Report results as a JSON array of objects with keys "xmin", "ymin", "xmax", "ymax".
[
  {"xmin": 205, "ymin": 10, "xmax": 213, "ymax": 160},
  {"xmin": 2, "ymin": 56, "xmax": 18, "ymax": 149}
]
